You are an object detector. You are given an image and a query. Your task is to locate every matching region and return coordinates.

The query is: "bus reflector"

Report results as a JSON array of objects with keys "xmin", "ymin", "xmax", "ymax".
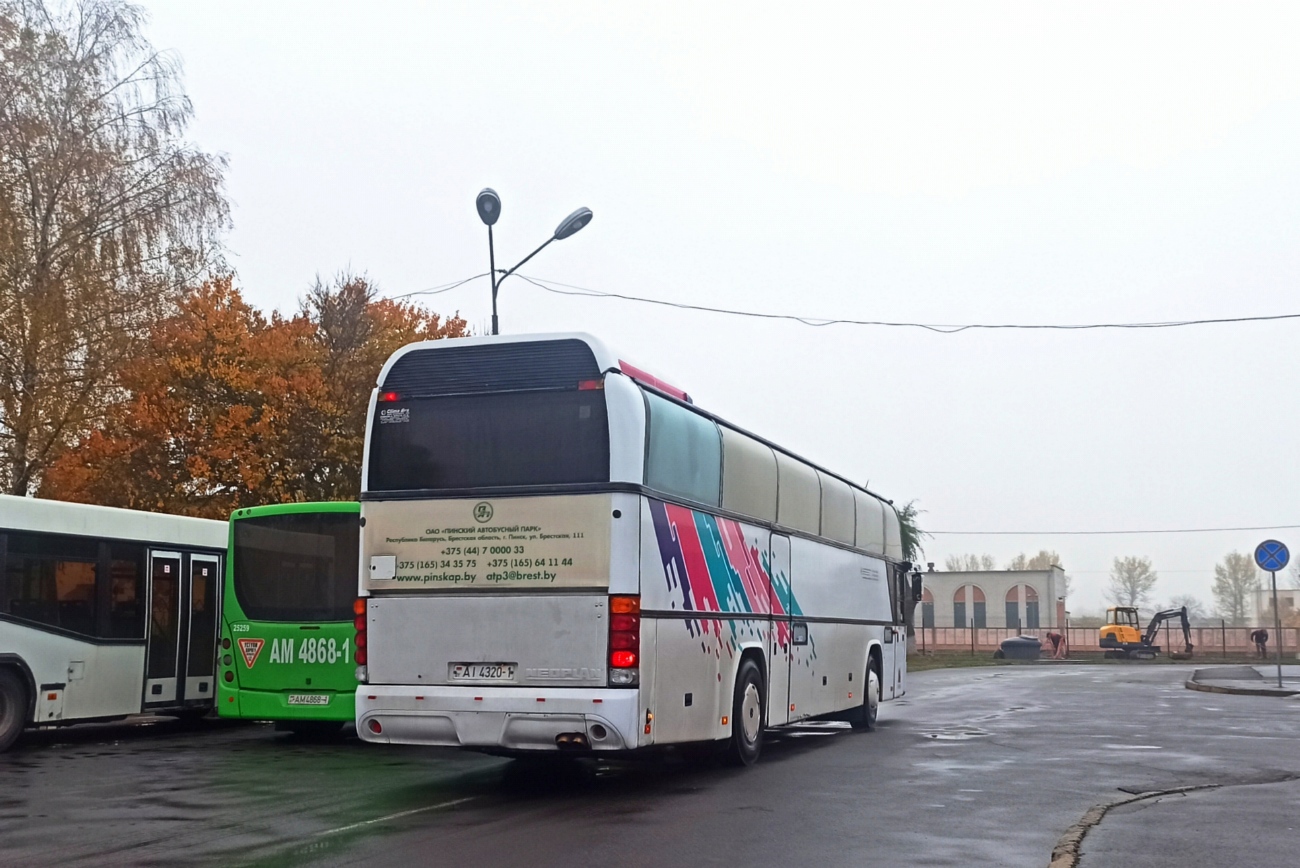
[
  {"xmin": 367, "ymin": 719, "xmax": 383, "ymax": 734},
  {"xmin": 577, "ymin": 379, "xmax": 604, "ymax": 390},
  {"xmin": 378, "ymin": 391, "xmax": 401, "ymax": 402}
]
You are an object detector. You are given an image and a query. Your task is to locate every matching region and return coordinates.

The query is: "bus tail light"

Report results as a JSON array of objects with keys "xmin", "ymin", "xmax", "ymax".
[
  {"xmin": 609, "ymin": 595, "xmax": 640, "ymax": 687},
  {"xmin": 354, "ymin": 598, "xmax": 368, "ymax": 671}
]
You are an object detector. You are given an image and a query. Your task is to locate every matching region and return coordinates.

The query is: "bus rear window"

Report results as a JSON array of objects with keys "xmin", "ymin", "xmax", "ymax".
[
  {"xmin": 233, "ymin": 513, "xmax": 359, "ymax": 622},
  {"xmin": 367, "ymin": 391, "xmax": 610, "ymax": 492}
]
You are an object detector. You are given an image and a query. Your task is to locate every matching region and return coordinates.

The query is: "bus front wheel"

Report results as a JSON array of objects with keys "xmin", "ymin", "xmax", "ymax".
[
  {"xmin": 0, "ymin": 669, "xmax": 29, "ymax": 753},
  {"xmin": 724, "ymin": 658, "xmax": 765, "ymax": 767}
]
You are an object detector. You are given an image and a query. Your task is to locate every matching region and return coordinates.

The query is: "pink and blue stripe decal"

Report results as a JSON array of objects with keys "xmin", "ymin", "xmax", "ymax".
[{"xmin": 648, "ymin": 500, "xmax": 798, "ymax": 648}]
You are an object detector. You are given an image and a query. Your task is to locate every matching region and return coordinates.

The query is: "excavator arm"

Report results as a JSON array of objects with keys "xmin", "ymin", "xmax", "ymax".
[{"xmin": 1143, "ymin": 607, "xmax": 1194, "ymax": 654}]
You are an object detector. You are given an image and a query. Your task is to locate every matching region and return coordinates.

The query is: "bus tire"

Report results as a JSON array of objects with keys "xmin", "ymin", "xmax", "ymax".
[
  {"xmin": 0, "ymin": 668, "xmax": 29, "ymax": 753},
  {"xmin": 849, "ymin": 665, "xmax": 880, "ymax": 732},
  {"xmin": 723, "ymin": 658, "xmax": 765, "ymax": 767}
]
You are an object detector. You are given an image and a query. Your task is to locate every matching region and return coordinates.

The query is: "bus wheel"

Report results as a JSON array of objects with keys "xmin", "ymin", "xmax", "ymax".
[
  {"xmin": 849, "ymin": 667, "xmax": 880, "ymax": 732},
  {"xmin": 724, "ymin": 658, "xmax": 765, "ymax": 767},
  {"xmin": 0, "ymin": 669, "xmax": 29, "ymax": 753}
]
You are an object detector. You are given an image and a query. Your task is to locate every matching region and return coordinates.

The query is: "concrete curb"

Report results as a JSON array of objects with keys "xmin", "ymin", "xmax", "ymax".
[
  {"xmin": 1184, "ymin": 668, "xmax": 1300, "ymax": 697},
  {"xmin": 1048, "ymin": 785, "xmax": 1217, "ymax": 868},
  {"xmin": 1050, "ymin": 773, "xmax": 1300, "ymax": 868}
]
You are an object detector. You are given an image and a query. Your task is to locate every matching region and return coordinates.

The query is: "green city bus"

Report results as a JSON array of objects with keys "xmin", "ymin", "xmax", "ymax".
[{"xmin": 218, "ymin": 502, "xmax": 360, "ymax": 735}]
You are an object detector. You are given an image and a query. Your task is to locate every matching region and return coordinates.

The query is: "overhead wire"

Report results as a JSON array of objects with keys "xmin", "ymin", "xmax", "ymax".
[
  {"xmin": 386, "ymin": 272, "xmax": 490, "ymax": 301},
  {"xmin": 514, "ymin": 274, "xmax": 1300, "ymax": 333},
  {"xmin": 928, "ymin": 524, "xmax": 1300, "ymax": 536}
]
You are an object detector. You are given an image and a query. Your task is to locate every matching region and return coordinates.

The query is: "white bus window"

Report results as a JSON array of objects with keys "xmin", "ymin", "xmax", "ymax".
[
  {"xmin": 720, "ymin": 426, "xmax": 777, "ymax": 522},
  {"xmin": 4, "ymin": 533, "xmax": 99, "ymax": 636},
  {"xmin": 883, "ymin": 504, "xmax": 904, "ymax": 560},
  {"xmin": 368, "ymin": 390, "xmax": 609, "ymax": 492},
  {"xmin": 108, "ymin": 544, "xmax": 147, "ymax": 638},
  {"xmin": 818, "ymin": 472, "xmax": 855, "ymax": 545},
  {"xmin": 775, "ymin": 452, "xmax": 820, "ymax": 535},
  {"xmin": 645, "ymin": 391, "xmax": 721, "ymax": 506},
  {"xmin": 853, "ymin": 489, "xmax": 886, "ymax": 554}
]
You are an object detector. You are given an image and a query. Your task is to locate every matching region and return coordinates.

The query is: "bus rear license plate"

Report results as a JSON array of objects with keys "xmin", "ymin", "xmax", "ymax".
[
  {"xmin": 449, "ymin": 664, "xmax": 517, "ymax": 682},
  {"xmin": 287, "ymin": 694, "xmax": 330, "ymax": 706}
]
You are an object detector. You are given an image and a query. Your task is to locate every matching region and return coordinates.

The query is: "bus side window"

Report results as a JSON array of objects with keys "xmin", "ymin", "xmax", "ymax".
[
  {"xmin": 3, "ymin": 532, "xmax": 99, "ymax": 636},
  {"xmin": 644, "ymin": 391, "xmax": 721, "ymax": 506},
  {"xmin": 108, "ymin": 544, "xmax": 147, "ymax": 639}
]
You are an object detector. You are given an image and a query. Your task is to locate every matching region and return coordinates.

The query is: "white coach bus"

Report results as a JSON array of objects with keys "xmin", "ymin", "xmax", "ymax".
[
  {"xmin": 0, "ymin": 495, "xmax": 227, "ymax": 751},
  {"xmin": 355, "ymin": 334, "xmax": 910, "ymax": 765}
]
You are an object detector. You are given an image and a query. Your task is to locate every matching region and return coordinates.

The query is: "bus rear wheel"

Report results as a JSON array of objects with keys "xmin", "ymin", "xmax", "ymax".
[
  {"xmin": 0, "ymin": 669, "xmax": 29, "ymax": 753},
  {"xmin": 724, "ymin": 658, "xmax": 765, "ymax": 767}
]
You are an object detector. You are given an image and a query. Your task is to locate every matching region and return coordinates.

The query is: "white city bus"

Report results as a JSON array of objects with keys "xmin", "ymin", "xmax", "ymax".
[
  {"xmin": 0, "ymin": 495, "xmax": 227, "ymax": 751},
  {"xmin": 355, "ymin": 334, "xmax": 909, "ymax": 764}
]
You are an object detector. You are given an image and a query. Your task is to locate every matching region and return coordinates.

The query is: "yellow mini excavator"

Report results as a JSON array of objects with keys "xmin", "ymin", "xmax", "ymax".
[{"xmin": 1099, "ymin": 606, "xmax": 1194, "ymax": 660}]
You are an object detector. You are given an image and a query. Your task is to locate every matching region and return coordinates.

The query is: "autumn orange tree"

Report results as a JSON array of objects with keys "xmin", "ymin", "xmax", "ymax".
[{"xmin": 41, "ymin": 275, "xmax": 467, "ymax": 517}]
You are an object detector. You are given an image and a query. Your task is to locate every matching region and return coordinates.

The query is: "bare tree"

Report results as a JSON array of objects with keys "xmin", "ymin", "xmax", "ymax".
[
  {"xmin": 1211, "ymin": 551, "xmax": 1260, "ymax": 627},
  {"xmin": 944, "ymin": 553, "xmax": 996, "ymax": 571},
  {"xmin": 1105, "ymin": 556, "xmax": 1157, "ymax": 608},
  {"xmin": 1164, "ymin": 593, "xmax": 1209, "ymax": 624},
  {"xmin": 0, "ymin": 0, "xmax": 228, "ymax": 494},
  {"xmin": 1006, "ymin": 549, "xmax": 1071, "ymax": 599}
]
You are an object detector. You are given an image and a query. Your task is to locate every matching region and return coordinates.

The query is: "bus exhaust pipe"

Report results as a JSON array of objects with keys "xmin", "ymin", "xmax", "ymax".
[{"xmin": 555, "ymin": 732, "xmax": 589, "ymax": 750}]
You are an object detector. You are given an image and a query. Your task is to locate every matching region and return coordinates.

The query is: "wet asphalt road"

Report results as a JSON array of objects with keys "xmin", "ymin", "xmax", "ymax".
[{"xmin": 3, "ymin": 666, "xmax": 1299, "ymax": 867}]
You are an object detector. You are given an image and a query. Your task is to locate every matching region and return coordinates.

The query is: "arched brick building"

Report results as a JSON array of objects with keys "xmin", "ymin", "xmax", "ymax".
[{"xmin": 919, "ymin": 567, "xmax": 1065, "ymax": 630}]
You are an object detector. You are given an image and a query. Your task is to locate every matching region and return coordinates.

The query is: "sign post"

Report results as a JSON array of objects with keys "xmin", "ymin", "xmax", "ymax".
[{"xmin": 1254, "ymin": 540, "xmax": 1290, "ymax": 689}]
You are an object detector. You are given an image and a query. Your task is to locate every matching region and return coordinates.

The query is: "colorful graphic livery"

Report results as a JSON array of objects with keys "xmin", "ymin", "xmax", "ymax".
[
  {"xmin": 649, "ymin": 500, "xmax": 803, "ymax": 653},
  {"xmin": 218, "ymin": 502, "xmax": 361, "ymax": 732},
  {"xmin": 356, "ymin": 333, "xmax": 910, "ymax": 765}
]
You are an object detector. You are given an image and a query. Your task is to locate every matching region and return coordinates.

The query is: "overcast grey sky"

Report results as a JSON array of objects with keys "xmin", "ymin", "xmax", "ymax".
[{"xmin": 143, "ymin": 1, "xmax": 1300, "ymax": 615}]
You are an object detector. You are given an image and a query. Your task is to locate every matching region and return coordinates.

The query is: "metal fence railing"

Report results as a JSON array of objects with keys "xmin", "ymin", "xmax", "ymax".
[{"xmin": 913, "ymin": 624, "xmax": 1300, "ymax": 657}]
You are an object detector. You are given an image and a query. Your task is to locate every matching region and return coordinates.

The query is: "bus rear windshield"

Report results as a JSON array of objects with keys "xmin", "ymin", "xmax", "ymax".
[
  {"xmin": 367, "ymin": 390, "xmax": 609, "ymax": 492},
  {"xmin": 233, "ymin": 513, "xmax": 359, "ymax": 622}
]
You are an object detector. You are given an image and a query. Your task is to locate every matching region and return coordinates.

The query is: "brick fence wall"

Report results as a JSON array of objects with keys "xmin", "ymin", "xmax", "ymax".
[{"xmin": 913, "ymin": 625, "xmax": 1300, "ymax": 655}]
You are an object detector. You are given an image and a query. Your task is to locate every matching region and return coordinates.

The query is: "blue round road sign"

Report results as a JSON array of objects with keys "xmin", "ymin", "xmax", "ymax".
[{"xmin": 1254, "ymin": 539, "xmax": 1290, "ymax": 572}]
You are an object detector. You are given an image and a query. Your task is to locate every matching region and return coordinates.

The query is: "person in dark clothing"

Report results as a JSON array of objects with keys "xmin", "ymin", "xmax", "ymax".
[{"xmin": 1250, "ymin": 628, "xmax": 1269, "ymax": 659}]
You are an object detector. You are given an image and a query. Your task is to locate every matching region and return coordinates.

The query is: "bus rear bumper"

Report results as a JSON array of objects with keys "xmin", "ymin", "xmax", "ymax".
[{"xmin": 355, "ymin": 685, "xmax": 640, "ymax": 752}]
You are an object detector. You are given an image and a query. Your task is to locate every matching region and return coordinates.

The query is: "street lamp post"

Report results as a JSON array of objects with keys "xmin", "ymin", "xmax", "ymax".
[{"xmin": 476, "ymin": 188, "xmax": 593, "ymax": 335}]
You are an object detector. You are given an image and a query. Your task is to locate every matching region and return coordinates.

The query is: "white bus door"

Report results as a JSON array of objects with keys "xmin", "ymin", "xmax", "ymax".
[
  {"xmin": 184, "ymin": 555, "xmax": 220, "ymax": 703},
  {"xmin": 881, "ymin": 626, "xmax": 899, "ymax": 699},
  {"xmin": 767, "ymin": 534, "xmax": 792, "ymax": 727},
  {"xmin": 892, "ymin": 625, "xmax": 907, "ymax": 697},
  {"xmin": 145, "ymin": 551, "xmax": 183, "ymax": 704}
]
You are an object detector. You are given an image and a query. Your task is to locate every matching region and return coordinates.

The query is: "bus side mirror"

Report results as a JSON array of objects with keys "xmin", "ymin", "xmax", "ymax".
[{"xmin": 910, "ymin": 575, "xmax": 924, "ymax": 602}]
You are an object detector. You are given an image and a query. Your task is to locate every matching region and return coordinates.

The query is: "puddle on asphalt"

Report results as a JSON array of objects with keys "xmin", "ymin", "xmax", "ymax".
[{"xmin": 920, "ymin": 728, "xmax": 992, "ymax": 741}]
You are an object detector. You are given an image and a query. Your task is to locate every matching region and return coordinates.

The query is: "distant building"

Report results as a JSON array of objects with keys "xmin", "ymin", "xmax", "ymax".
[
  {"xmin": 1252, "ymin": 587, "xmax": 1299, "ymax": 628},
  {"xmin": 918, "ymin": 567, "xmax": 1066, "ymax": 631}
]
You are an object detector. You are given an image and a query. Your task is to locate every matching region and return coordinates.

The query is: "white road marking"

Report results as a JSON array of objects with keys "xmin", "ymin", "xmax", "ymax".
[{"xmin": 316, "ymin": 797, "xmax": 478, "ymax": 837}]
